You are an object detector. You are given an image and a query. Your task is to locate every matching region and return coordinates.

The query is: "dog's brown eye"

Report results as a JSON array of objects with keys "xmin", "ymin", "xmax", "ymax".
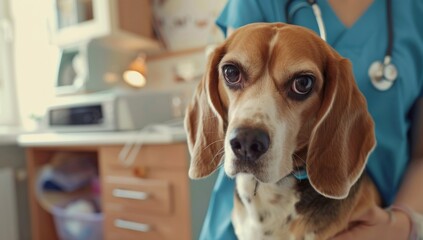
[
  {"xmin": 222, "ymin": 64, "xmax": 241, "ymax": 85},
  {"xmin": 291, "ymin": 76, "xmax": 314, "ymax": 95}
]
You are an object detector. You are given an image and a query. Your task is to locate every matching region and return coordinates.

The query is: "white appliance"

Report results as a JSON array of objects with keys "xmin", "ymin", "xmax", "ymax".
[{"xmin": 45, "ymin": 90, "xmax": 182, "ymax": 132}]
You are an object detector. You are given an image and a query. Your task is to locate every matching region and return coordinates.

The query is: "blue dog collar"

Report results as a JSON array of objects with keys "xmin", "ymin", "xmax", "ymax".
[{"xmin": 292, "ymin": 169, "xmax": 308, "ymax": 180}]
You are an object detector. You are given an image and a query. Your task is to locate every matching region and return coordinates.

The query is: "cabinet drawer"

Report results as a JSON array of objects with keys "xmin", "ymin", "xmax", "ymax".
[
  {"xmin": 100, "ymin": 144, "xmax": 188, "ymax": 176},
  {"xmin": 104, "ymin": 211, "xmax": 191, "ymax": 240},
  {"xmin": 103, "ymin": 176, "xmax": 172, "ymax": 215}
]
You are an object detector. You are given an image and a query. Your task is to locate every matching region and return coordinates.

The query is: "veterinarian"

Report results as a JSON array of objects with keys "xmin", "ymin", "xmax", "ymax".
[{"xmin": 200, "ymin": 0, "xmax": 423, "ymax": 239}]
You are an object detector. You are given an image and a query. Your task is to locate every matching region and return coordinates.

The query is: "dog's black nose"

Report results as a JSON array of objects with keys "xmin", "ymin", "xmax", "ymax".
[{"xmin": 229, "ymin": 128, "xmax": 270, "ymax": 161}]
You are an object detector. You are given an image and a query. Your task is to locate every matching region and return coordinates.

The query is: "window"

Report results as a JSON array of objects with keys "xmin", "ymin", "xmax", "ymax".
[{"xmin": 0, "ymin": 0, "xmax": 17, "ymax": 125}]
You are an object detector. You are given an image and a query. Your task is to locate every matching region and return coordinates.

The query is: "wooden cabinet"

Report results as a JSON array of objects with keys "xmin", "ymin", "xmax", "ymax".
[
  {"xmin": 99, "ymin": 144, "xmax": 192, "ymax": 240},
  {"xmin": 26, "ymin": 142, "xmax": 215, "ymax": 240}
]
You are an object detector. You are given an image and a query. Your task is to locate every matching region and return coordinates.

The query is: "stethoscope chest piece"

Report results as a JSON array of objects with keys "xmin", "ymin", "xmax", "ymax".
[{"xmin": 368, "ymin": 60, "xmax": 398, "ymax": 91}]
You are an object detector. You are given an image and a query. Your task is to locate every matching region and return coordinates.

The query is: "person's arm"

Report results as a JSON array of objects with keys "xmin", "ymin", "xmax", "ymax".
[
  {"xmin": 332, "ymin": 97, "xmax": 423, "ymax": 240},
  {"xmin": 392, "ymin": 96, "xmax": 423, "ymax": 227},
  {"xmin": 395, "ymin": 97, "xmax": 423, "ymax": 210}
]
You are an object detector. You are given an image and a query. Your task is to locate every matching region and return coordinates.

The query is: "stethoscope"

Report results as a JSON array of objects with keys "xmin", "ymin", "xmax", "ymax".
[{"xmin": 285, "ymin": 0, "xmax": 397, "ymax": 91}]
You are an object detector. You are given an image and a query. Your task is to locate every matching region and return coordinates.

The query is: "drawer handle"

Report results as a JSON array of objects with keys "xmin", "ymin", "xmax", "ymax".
[
  {"xmin": 114, "ymin": 219, "xmax": 151, "ymax": 232},
  {"xmin": 112, "ymin": 189, "xmax": 150, "ymax": 200}
]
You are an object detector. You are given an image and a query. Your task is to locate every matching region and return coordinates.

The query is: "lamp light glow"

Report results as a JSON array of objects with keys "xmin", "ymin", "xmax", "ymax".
[
  {"xmin": 123, "ymin": 70, "xmax": 147, "ymax": 88},
  {"xmin": 123, "ymin": 54, "xmax": 147, "ymax": 88}
]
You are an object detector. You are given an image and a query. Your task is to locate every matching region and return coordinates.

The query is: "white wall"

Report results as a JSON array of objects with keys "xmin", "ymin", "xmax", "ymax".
[{"xmin": 11, "ymin": 0, "xmax": 58, "ymax": 130}]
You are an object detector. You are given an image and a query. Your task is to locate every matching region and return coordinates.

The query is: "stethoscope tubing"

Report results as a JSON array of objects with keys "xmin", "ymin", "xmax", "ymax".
[
  {"xmin": 385, "ymin": 0, "xmax": 393, "ymax": 59},
  {"xmin": 285, "ymin": 0, "xmax": 397, "ymax": 91}
]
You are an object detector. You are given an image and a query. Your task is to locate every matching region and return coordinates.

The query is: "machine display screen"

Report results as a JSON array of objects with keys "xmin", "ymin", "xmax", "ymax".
[{"xmin": 49, "ymin": 105, "xmax": 103, "ymax": 126}]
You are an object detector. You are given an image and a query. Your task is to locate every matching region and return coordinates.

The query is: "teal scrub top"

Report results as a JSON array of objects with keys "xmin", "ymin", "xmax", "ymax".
[{"xmin": 200, "ymin": 0, "xmax": 423, "ymax": 239}]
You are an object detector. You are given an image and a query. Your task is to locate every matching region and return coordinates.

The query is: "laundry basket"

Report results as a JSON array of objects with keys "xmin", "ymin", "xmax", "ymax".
[{"xmin": 51, "ymin": 198, "xmax": 103, "ymax": 240}]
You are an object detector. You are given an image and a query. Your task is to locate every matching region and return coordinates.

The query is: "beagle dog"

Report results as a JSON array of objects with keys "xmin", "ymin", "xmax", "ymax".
[{"xmin": 185, "ymin": 23, "xmax": 379, "ymax": 240}]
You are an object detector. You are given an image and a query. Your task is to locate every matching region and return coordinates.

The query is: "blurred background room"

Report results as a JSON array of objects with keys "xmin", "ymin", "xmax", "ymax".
[{"xmin": 0, "ymin": 0, "xmax": 227, "ymax": 239}]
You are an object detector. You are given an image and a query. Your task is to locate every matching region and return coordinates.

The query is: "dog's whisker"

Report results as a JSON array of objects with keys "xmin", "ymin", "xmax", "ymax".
[
  {"xmin": 285, "ymin": 165, "xmax": 295, "ymax": 176},
  {"xmin": 216, "ymin": 161, "xmax": 225, "ymax": 170},
  {"xmin": 292, "ymin": 153, "xmax": 307, "ymax": 166},
  {"xmin": 213, "ymin": 155, "xmax": 226, "ymax": 171},
  {"xmin": 201, "ymin": 139, "xmax": 225, "ymax": 152},
  {"xmin": 215, "ymin": 153, "xmax": 226, "ymax": 170},
  {"xmin": 215, "ymin": 147, "xmax": 225, "ymax": 156},
  {"xmin": 210, "ymin": 147, "xmax": 225, "ymax": 165},
  {"xmin": 291, "ymin": 163, "xmax": 300, "ymax": 173}
]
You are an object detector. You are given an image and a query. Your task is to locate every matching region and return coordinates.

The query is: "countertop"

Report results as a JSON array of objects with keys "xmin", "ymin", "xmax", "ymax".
[
  {"xmin": 0, "ymin": 124, "xmax": 187, "ymax": 147},
  {"xmin": 18, "ymin": 127, "xmax": 186, "ymax": 147}
]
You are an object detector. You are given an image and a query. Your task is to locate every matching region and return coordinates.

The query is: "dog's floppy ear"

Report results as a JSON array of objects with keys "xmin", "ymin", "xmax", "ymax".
[
  {"xmin": 306, "ymin": 54, "xmax": 376, "ymax": 199},
  {"xmin": 184, "ymin": 45, "xmax": 227, "ymax": 179}
]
